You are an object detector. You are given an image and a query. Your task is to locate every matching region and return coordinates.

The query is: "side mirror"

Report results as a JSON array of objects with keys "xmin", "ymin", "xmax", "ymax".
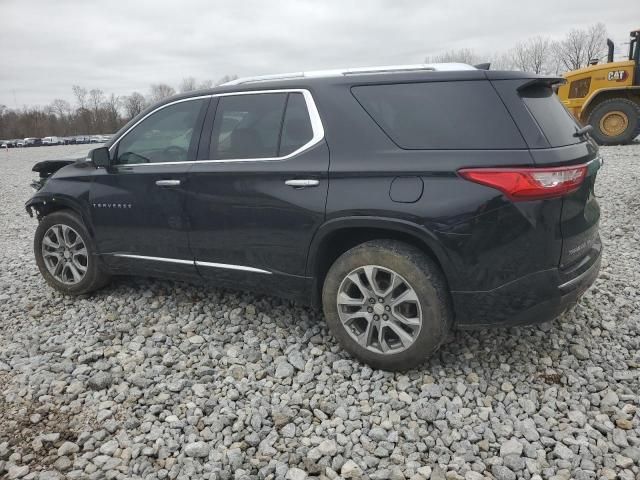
[{"xmin": 89, "ymin": 147, "xmax": 111, "ymax": 168}]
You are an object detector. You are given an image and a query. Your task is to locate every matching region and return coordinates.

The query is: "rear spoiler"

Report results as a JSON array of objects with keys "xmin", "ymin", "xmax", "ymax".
[{"xmin": 517, "ymin": 77, "xmax": 566, "ymax": 92}]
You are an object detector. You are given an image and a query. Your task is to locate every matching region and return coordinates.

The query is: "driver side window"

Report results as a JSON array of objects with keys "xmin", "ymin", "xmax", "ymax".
[{"xmin": 115, "ymin": 99, "xmax": 206, "ymax": 165}]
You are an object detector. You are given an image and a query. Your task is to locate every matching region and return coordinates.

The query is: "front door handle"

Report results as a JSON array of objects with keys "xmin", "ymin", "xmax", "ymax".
[
  {"xmin": 156, "ymin": 179, "xmax": 181, "ymax": 187},
  {"xmin": 285, "ymin": 179, "xmax": 320, "ymax": 188}
]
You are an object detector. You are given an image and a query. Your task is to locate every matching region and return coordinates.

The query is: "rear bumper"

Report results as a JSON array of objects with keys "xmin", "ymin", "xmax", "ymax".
[{"xmin": 453, "ymin": 239, "xmax": 601, "ymax": 329}]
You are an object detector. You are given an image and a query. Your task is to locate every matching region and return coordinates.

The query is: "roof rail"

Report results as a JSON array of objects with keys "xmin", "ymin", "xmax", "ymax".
[{"xmin": 220, "ymin": 63, "xmax": 476, "ymax": 86}]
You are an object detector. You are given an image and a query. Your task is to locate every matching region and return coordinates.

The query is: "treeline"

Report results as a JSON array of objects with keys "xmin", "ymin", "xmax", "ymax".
[
  {"xmin": 426, "ymin": 23, "xmax": 608, "ymax": 74},
  {"xmin": 0, "ymin": 22, "xmax": 613, "ymax": 139},
  {"xmin": 0, "ymin": 75, "xmax": 237, "ymax": 139}
]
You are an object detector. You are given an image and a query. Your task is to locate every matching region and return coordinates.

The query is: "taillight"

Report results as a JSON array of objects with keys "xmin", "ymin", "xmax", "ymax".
[{"xmin": 458, "ymin": 164, "xmax": 588, "ymax": 201}]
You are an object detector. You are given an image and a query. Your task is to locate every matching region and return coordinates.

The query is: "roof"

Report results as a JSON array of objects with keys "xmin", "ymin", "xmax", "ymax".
[{"xmin": 220, "ymin": 63, "xmax": 477, "ymax": 86}]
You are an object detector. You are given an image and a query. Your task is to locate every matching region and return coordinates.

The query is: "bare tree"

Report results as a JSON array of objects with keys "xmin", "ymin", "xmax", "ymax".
[
  {"xmin": 425, "ymin": 48, "xmax": 479, "ymax": 64},
  {"xmin": 215, "ymin": 74, "xmax": 238, "ymax": 86},
  {"xmin": 179, "ymin": 77, "xmax": 198, "ymax": 93},
  {"xmin": 198, "ymin": 79, "xmax": 214, "ymax": 89},
  {"xmin": 88, "ymin": 89, "xmax": 104, "ymax": 112},
  {"xmin": 103, "ymin": 94, "xmax": 121, "ymax": 132},
  {"xmin": 122, "ymin": 92, "xmax": 146, "ymax": 120},
  {"xmin": 585, "ymin": 23, "xmax": 608, "ymax": 65},
  {"xmin": 72, "ymin": 85, "xmax": 91, "ymax": 132},
  {"xmin": 553, "ymin": 23, "xmax": 607, "ymax": 72},
  {"xmin": 72, "ymin": 85, "xmax": 88, "ymax": 110},
  {"xmin": 149, "ymin": 84, "xmax": 176, "ymax": 103},
  {"xmin": 487, "ymin": 51, "xmax": 515, "ymax": 71},
  {"xmin": 89, "ymin": 89, "xmax": 105, "ymax": 131},
  {"xmin": 50, "ymin": 99, "xmax": 71, "ymax": 119},
  {"xmin": 510, "ymin": 36, "xmax": 552, "ymax": 74}
]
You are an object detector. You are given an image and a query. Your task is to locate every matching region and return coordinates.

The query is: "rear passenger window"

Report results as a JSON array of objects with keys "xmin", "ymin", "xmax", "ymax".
[
  {"xmin": 210, "ymin": 93, "xmax": 287, "ymax": 159},
  {"xmin": 280, "ymin": 93, "xmax": 314, "ymax": 156},
  {"xmin": 210, "ymin": 92, "xmax": 315, "ymax": 160},
  {"xmin": 352, "ymin": 81, "xmax": 525, "ymax": 150}
]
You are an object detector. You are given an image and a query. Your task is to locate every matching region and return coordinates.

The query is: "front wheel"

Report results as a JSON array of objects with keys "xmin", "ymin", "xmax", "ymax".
[
  {"xmin": 34, "ymin": 210, "xmax": 110, "ymax": 295},
  {"xmin": 322, "ymin": 240, "xmax": 452, "ymax": 371},
  {"xmin": 586, "ymin": 98, "xmax": 640, "ymax": 145}
]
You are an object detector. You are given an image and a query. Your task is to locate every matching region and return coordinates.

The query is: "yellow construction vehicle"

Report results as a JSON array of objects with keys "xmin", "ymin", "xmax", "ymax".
[{"xmin": 556, "ymin": 29, "xmax": 640, "ymax": 144}]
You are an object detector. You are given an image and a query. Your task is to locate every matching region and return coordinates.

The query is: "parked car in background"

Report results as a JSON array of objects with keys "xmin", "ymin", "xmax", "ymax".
[
  {"xmin": 24, "ymin": 138, "xmax": 43, "ymax": 147},
  {"xmin": 42, "ymin": 136, "xmax": 64, "ymax": 146},
  {"xmin": 25, "ymin": 64, "xmax": 602, "ymax": 370},
  {"xmin": 1, "ymin": 139, "xmax": 17, "ymax": 148}
]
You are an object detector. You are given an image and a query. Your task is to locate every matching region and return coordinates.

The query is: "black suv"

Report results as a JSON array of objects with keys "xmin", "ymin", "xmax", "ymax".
[{"xmin": 26, "ymin": 64, "xmax": 602, "ymax": 370}]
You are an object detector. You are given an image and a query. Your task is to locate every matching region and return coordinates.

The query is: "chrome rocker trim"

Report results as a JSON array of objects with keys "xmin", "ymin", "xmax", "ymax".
[{"xmin": 112, "ymin": 254, "xmax": 271, "ymax": 274}]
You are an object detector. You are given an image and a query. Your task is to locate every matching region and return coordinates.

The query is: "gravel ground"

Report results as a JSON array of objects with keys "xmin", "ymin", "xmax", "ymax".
[{"xmin": 0, "ymin": 144, "xmax": 639, "ymax": 480}]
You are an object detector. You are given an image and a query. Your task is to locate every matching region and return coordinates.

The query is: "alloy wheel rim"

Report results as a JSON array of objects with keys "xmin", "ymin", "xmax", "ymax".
[
  {"xmin": 41, "ymin": 224, "xmax": 89, "ymax": 285},
  {"xmin": 337, "ymin": 265, "xmax": 422, "ymax": 354},
  {"xmin": 599, "ymin": 111, "xmax": 628, "ymax": 137}
]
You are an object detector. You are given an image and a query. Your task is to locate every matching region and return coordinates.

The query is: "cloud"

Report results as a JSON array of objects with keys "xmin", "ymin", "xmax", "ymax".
[{"xmin": 1, "ymin": 0, "xmax": 636, "ymax": 106}]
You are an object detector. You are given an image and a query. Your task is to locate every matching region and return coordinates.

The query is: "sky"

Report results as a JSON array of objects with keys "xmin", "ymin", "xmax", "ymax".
[{"xmin": 1, "ymin": 0, "xmax": 637, "ymax": 107}]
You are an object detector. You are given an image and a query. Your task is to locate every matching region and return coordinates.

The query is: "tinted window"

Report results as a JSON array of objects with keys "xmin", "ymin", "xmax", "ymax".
[
  {"xmin": 352, "ymin": 81, "xmax": 525, "ymax": 149},
  {"xmin": 210, "ymin": 93, "xmax": 287, "ymax": 159},
  {"xmin": 280, "ymin": 93, "xmax": 313, "ymax": 156},
  {"xmin": 116, "ymin": 99, "xmax": 205, "ymax": 165},
  {"xmin": 521, "ymin": 86, "xmax": 581, "ymax": 147}
]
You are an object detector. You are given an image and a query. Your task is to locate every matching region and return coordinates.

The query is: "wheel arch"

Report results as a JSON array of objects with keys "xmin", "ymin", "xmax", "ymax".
[
  {"xmin": 306, "ymin": 217, "xmax": 456, "ymax": 308},
  {"xmin": 581, "ymin": 86, "xmax": 640, "ymax": 120},
  {"xmin": 26, "ymin": 194, "xmax": 93, "ymax": 235}
]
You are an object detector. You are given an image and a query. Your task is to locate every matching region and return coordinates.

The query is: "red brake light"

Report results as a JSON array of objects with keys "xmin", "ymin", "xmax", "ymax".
[{"xmin": 458, "ymin": 164, "xmax": 588, "ymax": 201}]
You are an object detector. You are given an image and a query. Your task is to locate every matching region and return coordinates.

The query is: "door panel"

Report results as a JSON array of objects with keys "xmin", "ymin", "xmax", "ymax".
[
  {"xmin": 186, "ymin": 90, "xmax": 329, "ymax": 290},
  {"xmin": 90, "ymin": 97, "xmax": 209, "ymax": 276},
  {"xmin": 91, "ymin": 164, "xmax": 192, "ymax": 257},
  {"xmin": 187, "ymin": 141, "xmax": 330, "ymax": 279}
]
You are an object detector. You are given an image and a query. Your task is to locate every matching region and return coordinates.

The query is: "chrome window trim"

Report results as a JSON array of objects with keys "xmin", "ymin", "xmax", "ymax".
[
  {"xmin": 108, "ymin": 89, "xmax": 324, "ymax": 167},
  {"xmin": 111, "ymin": 253, "xmax": 271, "ymax": 274}
]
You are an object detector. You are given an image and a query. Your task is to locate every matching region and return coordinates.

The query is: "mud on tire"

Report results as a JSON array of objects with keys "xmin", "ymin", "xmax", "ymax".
[{"xmin": 322, "ymin": 240, "xmax": 452, "ymax": 371}]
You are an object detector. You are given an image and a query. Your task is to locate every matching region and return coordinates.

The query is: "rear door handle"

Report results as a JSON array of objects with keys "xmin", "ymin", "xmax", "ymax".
[
  {"xmin": 155, "ymin": 179, "xmax": 181, "ymax": 187},
  {"xmin": 285, "ymin": 179, "xmax": 320, "ymax": 188}
]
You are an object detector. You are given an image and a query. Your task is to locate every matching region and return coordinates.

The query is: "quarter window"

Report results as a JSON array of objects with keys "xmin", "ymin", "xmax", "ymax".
[
  {"xmin": 352, "ymin": 81, "xmax": 525, "ymax": 150},
  {"xmin": 115, "ymin": 99, "xmax": 206, "ymax": 165},
  {"xmin": 209, "ymin": 92, "xmax": 314, "ymax": 159},
  {"xmin": 280, "ymin": 93, "xmax": 314, "ymax": 156}
]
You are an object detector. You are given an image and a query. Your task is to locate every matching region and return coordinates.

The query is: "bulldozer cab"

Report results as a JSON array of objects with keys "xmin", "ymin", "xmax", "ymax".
[{"xmin": 556, "ymin": 29, "xmax": 640, "ymax": 145}]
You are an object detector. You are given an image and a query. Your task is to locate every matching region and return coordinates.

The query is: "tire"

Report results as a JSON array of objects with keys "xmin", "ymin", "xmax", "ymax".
[
  {"xmin": 586, "ymin": 98, "xmax": 640, "ymax": 145},
  {"xmin": 34, "ymin": 210, "xmax": 110, "ymax": 295},
  {"xmin": 322, "ymin": 240, "xmax": 452, "ymax": 371}
]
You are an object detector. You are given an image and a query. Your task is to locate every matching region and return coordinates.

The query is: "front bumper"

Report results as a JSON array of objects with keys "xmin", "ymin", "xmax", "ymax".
[{"xmin": 452, "ymin": 239, "xmax": 602, "ymax": 329}]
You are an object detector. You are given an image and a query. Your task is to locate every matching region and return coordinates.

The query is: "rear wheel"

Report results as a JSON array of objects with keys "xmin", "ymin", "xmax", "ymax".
[
  {"xmin": 322, "ymin": 240, "xmax": 451, "ymax": 371},
  {"xmin": 586, "ymin": 98, "xmax": 640, "ymax": 145},
  {"xmin": 34, "ymin": 210, "xmax": 110, "ymax": 295}
]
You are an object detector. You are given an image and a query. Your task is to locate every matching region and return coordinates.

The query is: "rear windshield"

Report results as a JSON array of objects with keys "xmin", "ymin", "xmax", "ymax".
[
  {"xmin": 351, "ymin": 81, "xmax": 525, "ymax": 150},
  {"xmin": 520, "ymin": 85, "xmax": 581, "ymax": 147}
]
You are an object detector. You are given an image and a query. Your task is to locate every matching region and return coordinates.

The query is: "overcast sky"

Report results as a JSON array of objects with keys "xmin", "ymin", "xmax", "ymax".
[{"xmin": 1, "ymin": 0, "xmax": 637, "ymax": 107}]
